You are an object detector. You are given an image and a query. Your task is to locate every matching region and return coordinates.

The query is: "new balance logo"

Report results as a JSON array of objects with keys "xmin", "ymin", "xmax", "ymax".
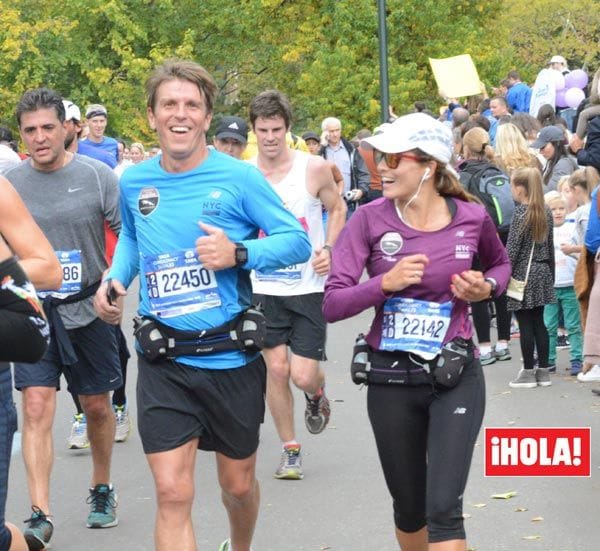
[{"xmin": 453, "ymin": 407, "xmax": 466, "ymax": 414}]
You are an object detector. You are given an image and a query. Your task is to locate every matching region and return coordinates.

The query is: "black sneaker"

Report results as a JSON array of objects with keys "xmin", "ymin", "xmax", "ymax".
[
  {"xmin": 23, "ymin": 506, "xmax": 53, "ymax": 550},
  {"xmin": 556, "ymin": 334, "xmax": 570, "ymax": 349}
]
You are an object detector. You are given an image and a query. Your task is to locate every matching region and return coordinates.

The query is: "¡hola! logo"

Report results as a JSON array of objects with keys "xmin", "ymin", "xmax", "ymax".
[{"xmin": 484, "ymin": 427, "xmax": 591, "ymax": 477}]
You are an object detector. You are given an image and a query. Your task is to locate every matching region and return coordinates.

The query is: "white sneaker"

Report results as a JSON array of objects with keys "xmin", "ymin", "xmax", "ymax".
[
  {"xmin": 114, "ymin": 405, "xmax": 132, "ymax": 442},
  {"xmin": 68, "ymin": 413, "xmax": 90, "ymax": 449},
  {"xmin": 577, "ymin": 364, "xmax": 600, "ymax": 382}
]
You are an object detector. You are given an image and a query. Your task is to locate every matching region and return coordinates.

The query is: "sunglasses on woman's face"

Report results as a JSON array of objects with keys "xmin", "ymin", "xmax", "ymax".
[{"xmin": 373, "ymin": 150, "xmax": 421, "ymax": 169}]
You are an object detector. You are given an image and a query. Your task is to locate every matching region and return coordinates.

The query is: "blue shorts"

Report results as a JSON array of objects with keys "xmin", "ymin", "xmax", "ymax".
[
  {"xmin": 13, "ymin": 318, "xmax": 122, "ymax": 395},
  {"xmin": 0, "ymin": 366, "xmax": 17, "ymax": 549}
]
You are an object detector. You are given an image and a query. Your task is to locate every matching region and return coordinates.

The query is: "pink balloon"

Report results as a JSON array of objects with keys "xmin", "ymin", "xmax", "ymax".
[
  {"xmin": 564, "ymin": 87, "xmax": 585, "ymax": 109},
  {"xmin": 565, "ymin": 69, "xmax": 589, "ymax": 90},
  {"xmin": 555, "ymin": 88, "xmax": 568, "ymax": 108}
]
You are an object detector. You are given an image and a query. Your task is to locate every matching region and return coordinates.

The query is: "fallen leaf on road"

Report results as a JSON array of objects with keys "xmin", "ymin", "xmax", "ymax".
[
  {"xmin": 471, "ymin": 503, "xmax": 487, "ymax": 508},
  {"xmin": 491, "ymin": 491, "xmax": 517, "ymax": 499},
  {"xmin": 463, "ymin": 513, "xmax": 472, "ymax": 519},
  {"xmin": 531, "ymin": 516, "xmax": 543, "ymax": 522},
  {"xmin": 514, "ymin": 507, "xmax": 528, "ymax": 512},
  {"xmin": 522, "ymin": 535, "xmax": 542, "ymax": 540}
]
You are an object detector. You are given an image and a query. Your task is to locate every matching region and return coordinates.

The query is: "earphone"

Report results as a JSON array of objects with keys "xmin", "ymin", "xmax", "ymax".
[{"xmin": 423, "ymin": 167, "xmax": 431, "ymax": 180}]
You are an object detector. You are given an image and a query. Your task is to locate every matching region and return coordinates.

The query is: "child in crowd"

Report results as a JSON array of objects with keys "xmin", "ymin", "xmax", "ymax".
[
  {"xmin": 555, "ymin": 176, "xmax": 579, "ymax": 347},
  {"xmin": 543, "ymin": 191, "xmax": 584, "ymax": 375}
]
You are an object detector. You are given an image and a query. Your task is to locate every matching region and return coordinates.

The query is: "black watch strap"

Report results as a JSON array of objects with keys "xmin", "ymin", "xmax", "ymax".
[{"xmin": 234, "ymin": 243, "xmax": 248, "ymax": 267}]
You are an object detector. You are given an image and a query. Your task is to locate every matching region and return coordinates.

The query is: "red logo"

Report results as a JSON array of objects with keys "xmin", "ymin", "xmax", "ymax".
[{"xmin": 484, "ymin": 427, "xmax": 591, "ymax": 477}]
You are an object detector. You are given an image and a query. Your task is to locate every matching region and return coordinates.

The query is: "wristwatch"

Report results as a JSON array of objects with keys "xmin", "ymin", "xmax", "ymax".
[
  {"xmin": 484, "ymin": 277, "xmax": 497, "ymax": 298},
  {"xmin": 322, "ymin": 244, "xmax": 333, "ymax": 253},
  {"xmin": 234, "ymin": 243, "xmax": 248, "ymax": 267}
]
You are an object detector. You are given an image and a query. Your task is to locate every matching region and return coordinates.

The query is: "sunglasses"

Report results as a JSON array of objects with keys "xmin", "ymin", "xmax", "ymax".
[{"xmin": 373, "ymin": 150, "xmax": 422, "ymax": 169}]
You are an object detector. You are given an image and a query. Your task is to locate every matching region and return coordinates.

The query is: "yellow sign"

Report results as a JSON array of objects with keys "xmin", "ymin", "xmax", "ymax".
[{"xmin": 429, "ymin": 54, "xmax": 481, "ymax": 98}]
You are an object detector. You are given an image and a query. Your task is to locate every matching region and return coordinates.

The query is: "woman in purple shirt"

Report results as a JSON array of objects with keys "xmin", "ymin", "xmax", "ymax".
[{"xmin": 323, "ymin": 113, "xmax": 511, "ymax": 550}]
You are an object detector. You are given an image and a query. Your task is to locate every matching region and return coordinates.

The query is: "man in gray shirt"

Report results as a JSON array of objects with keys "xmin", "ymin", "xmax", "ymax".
[{"xmin": 3, "ymin": 88, "xmax": 122, "ymax": 549}]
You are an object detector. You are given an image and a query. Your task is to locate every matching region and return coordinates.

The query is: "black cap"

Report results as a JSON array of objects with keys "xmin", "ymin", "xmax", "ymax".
[
  {"xmin": 215, "ymin": 116, "xmax": 248, "ymax": 145},
  {"xmin": 301, "ymin": 131, "xmax": 320, "ymax": 143}
]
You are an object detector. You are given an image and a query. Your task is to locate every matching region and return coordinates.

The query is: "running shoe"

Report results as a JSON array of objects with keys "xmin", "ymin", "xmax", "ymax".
[
  {"xmin": 68, "ymin": 413, "xmax": 90, "ymax": 449},
  {"xmin": 113, "ymin": 404, "xmax": 131, "ymax": 442},
  {"xmin": 86, "ymin": 484, "xmax": 118, "ymax": 528},
  {"xmin": 479, "ymin": 351, "xmax": 496, "ymax": 366},
  {"xmin": 218, "ymin": 539, "xmax": 231, "ymax": 551},
  {"xmin": 304, "ymin": 387, "xmax": 330, "ymax": 435},
  {"xmin": 509, "ymin": 368, "xmax": 537, "ymax": 389},
  {"xmin": 493, "ymin": 347, "xmax": 512, "ymax": 361},
  {"xmin": 23, "ymin": 506, "xmax": 53, "ymax": 550},
  {"xmin": 274, "ymin": 444, "xmax": 303, "ymax": 480}
]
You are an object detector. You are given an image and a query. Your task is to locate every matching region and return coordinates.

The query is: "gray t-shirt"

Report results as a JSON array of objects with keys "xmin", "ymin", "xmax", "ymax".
[{"xmin": 4, "ymin": 154, "xmax": 120, "ymax": 328}]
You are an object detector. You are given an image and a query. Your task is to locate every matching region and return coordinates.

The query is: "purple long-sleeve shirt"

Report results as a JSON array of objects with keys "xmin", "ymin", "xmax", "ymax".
[{"xmin": 323, "ymin": 197, "xmax": 511, "ymax": 351}]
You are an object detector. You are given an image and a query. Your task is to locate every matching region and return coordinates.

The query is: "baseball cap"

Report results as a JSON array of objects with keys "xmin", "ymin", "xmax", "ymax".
[
  {"xmin": 361, "ymin": 113, "xmax": 454, "ymax": 165},
  {"xmin": 301, "ymin": 131, "xmax": 320, "ymax": 143},
  {"xmin": 531, "ymin": 125, "xmax": 565, "ymax": 149},
  {"xmin": 215, "ymin": 116, "xmax": 248, "ymax": 144},
  {"xmin": 373, "ymin": 123, "xmax": 392, "ymax": 135},
  {"xmin": 549, "ymin": 55, "xmax": 567, "ymax": 66},
  {"xmin": 85, "ymin": 104, "xmax": 108, "ymax": 119},
  {"xmin": 62, "ymin": 100, "xmax": 81, "ymax": 122}
]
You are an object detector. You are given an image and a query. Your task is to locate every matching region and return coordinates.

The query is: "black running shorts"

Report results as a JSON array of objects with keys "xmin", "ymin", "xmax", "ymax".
[
  {"xmin": 137, "ymin": 354, "xmax": 266, "ymax": 458},
  {"xmin": 253, "ymin": 292, "xmax": 327, "ymax": 361}
]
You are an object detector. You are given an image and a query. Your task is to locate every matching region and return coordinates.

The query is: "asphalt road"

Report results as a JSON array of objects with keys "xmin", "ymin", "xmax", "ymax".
[{"xmin": 6, "ymin": 287, "xmax": 600, "ymax": 550}]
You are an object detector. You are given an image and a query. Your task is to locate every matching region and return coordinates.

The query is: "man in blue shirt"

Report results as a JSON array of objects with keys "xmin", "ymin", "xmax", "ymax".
[
  {"xmin": 94, "ymin": 59, "xmax": 311, "ymax": 551},
  {"xmin": 82, "ymin": 104, "xmax": 119, "ymax": 162},
  {"xmin": 505, "ymin": 71, "xmax": 532, "ymax": 114}
]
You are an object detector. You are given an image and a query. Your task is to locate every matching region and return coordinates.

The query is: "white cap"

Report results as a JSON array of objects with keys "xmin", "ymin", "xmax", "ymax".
[
  {"xmin": 373, "ymin": 122, "xmax": 392, "ymax": 135},
  {"xmin": 62, "ymin": 100, "xmax": 81, "ymax": 122},
  {"xmin": 361, "ymin": 113, "xmax": 453, "ymax": 165},
  {"xmin": 549, "ymin": 55, "xmax": 567, "ymax": 66}
]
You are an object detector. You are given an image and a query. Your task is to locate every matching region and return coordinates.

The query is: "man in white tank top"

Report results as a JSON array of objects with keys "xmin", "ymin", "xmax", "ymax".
[{"xmin": 249, "ymin": 90, "xmax": 346, "ymax": 480}]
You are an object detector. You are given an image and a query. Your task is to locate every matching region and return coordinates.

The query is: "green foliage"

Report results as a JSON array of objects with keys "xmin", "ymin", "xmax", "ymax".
[
  {"xmin": 503, "ymin": 0, "xmax": 600, "ymax": 79},
  {"xmin": 0, "ymin": 0, "xmax": 598, "ymax": 146}
]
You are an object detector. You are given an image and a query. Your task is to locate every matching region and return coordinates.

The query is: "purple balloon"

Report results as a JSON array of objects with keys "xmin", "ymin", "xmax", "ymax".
[
  {"xmin": 565, "ymin": 69, "xmax": 589, "ymax": 90},
  {"xmin": 555, "ymin": 88, "xmax": 568, "ymax": 108},
  {"xmin": 565, "ymin": 87, "xmax": 585, "ymax": 109}
]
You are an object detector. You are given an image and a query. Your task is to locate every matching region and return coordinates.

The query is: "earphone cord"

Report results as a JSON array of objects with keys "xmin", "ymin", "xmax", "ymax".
[{"xmin": 398, "ymin": 169, "xmax": 429, "ymax": 225}]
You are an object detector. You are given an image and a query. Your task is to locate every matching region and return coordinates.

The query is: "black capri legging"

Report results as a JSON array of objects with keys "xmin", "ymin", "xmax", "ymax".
[
  {"xmin": 0, "ymin": 256, "xmax": 49, "ymax": 363},
  {"xmin": 367, "ymin": 358, "xmax": 485, "ymax": 543}
]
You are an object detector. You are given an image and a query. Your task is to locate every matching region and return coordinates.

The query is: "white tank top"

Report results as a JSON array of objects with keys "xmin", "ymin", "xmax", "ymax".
[{"xmin": 250, "ymin": 151, "xmax": 325, "ymax": 296}]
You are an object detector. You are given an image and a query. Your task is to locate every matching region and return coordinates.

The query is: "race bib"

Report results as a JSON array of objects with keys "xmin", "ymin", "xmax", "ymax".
[
  {"xmin": 255, "ymin": 216, "xmax": 307, "ymax": 283},
  {"xmin": 255, "ymin": 263, "xmax": 302, "ymax": 282},
  {"xmin": 380, "ymin": 297, "xmax": 452, "ymax": 360},
  {"xmin": 143, "ymin": 249, "xmax": 221, "ymax": 318},
  {"xmin": 38, "ymin": 250, "xmax": 82, "ymax": 299}
]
